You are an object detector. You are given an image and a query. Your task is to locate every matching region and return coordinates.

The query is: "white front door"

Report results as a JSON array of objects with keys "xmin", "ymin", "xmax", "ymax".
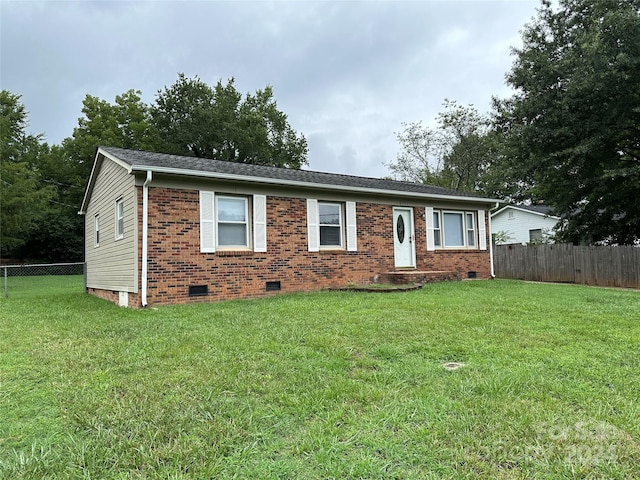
[{"xmin": 393, "ymin": 207, "xmax": 415, "ymax": 268}]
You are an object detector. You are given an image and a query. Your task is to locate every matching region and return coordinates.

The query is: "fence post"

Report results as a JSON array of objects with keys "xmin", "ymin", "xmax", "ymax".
[
  {"xmin": 84, "ymin": 262, "xmax": 88, "ymax": 292},
  {"xmin": 4, "ymin": 266, "xmax": 7, "ymax": 298}
]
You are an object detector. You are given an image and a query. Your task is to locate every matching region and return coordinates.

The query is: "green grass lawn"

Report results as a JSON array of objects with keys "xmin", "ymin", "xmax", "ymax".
[{"xmin": 1, "ymin": 277, "xmax": 639, "ymax": 479}]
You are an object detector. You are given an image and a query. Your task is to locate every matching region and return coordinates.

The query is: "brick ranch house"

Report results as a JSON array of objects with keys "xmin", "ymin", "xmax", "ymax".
[{"xmin": 79, "ymin": 147, "xmax": 499, "ymax": 307}]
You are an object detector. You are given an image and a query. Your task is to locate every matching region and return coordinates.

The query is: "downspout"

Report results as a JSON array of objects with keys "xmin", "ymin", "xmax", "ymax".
[
  {"xmin": 141, "ymin": 170, "xmax": 152, "ymax": 306},
  {"xmin": 488, "ymin": 202, "xmax": 498, "ymax": 278}
]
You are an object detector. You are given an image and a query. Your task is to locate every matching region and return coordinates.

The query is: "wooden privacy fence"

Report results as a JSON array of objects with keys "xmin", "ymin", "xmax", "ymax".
[{"xmin": 493, "ymin": 244, "xmax": 640, "ymax": 289}]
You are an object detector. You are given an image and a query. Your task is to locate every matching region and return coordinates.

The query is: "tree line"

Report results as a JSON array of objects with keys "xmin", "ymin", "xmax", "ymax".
[
  {"xmin": 1, "ymin": 76, "xmax": 308, "ymax": 262},
  {"xmin": 1, "ymin": 0, "xmax": 638, "ymax": 263}
]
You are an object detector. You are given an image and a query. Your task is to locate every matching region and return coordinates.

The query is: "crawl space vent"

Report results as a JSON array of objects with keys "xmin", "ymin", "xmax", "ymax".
[
  {"xmin": 188, "ymin": 285, "xmax": 208, "ymax": 297},
  {"xmin": 265, "ymin": 281, "xmax": 281, "ymax": 291}
]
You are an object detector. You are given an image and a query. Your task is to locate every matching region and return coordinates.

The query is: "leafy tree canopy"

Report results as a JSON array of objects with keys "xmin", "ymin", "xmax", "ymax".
[
  {"xmin": 63, "ymin": 89, "xmax": 152, "ymax": 179},
  {"xmin": 151, "ymin": 74, "xmax": 308, "ymax": 168},
  {"xmin": 1, "ymin": 75, "xmax": 308, "ymax": 261},
  {"xmin": 0, "ymin": 91, "xmax": 54, "ymax": 257},
  {"xmin": 494, "ymin": 0, "xmax": 640, "ymax": 244},
  {"xmin": 387, "ymin": 100, "xmax": 493, "ymax": 193}
]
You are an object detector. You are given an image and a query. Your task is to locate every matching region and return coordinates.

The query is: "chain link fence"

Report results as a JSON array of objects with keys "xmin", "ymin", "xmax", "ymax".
[{"xmin": 2, "ymin": 262, "xmax": 86, "ymax": 298}]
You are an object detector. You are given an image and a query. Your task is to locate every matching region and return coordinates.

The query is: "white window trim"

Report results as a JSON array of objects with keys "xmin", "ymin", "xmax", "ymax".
[
  {"xmin": 115, "ymin": 198, "xmax": 124, "ymax": 240},
  {"xmin": 427, "ymin": 208, "xmax": 484, "ymax": 250},
  {"xmin": 94, "ymin": 214, "xmax": 100, "ymax": 248},
  {"xmin": 319, "ymin": 201, "xmax": 344, "ymax": 249},
  {"xmin": 426, "ymin": 207, "xmax": 435, "ymax": 251},
  {"xmin": 253, "ymin": 194, "xmax": 267, "ymax": 253},
  {"xmin": 307, "ymin": 199, "xmax": 319, "ymax": 252},
  {"xmin": 345, "ymin": 201, "xmax": 357, "ymax": 252},
  {"xmin": 307, "ymin": 199, "xmax": 358, "ymax": 252},
  {"xmin": 478, "ymin": 209, "xmax": 487, "ymax": 250},
  {"xmin": 200, "ymin": 191, "xmax": 266, "ymax": 253},
  {"xmin": 433, "ymin": 210, "xmax": 442, "ymax": 248},
  {"xmin": 441, "ymin": 211, "xmax": 466, "ymax": 248},
  {"xmin": 200, "ymin": 191, "xmax": 216, "ymax": 253},
  {"xmin": 215, "ymin": 195, "xmax": 250, "ymax": 250},
  {"xmin": 466, "ymin": 212, "xmax": 476, "ymax": 247}
]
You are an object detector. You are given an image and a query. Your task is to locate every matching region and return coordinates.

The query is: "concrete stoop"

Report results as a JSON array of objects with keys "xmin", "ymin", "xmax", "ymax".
[{"xmin": 378, "ymin": 270, "xmax": 461, "ymax": 285}]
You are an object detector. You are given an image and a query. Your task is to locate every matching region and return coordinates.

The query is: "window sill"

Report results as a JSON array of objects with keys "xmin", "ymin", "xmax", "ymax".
[
  {"xmin": 318, "ymin": 248, "xmax": 349, "ymax": 254},
  {"xmin": 215, "ymin": 249, "xmax": 255, "ymax": 257}
]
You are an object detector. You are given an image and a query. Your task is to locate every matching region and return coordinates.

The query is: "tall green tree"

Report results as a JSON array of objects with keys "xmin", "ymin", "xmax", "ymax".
[
  {"xmin": 385, "ymin": 120, "xmax": 441, "ymax": 185},
  {"xmin": 63, "ymin": 89, "xmax": 151, "ymax": 179},
  {"xmin": 494, "ymin": 0, "xmax": 640, "ymax": 244},
  {"xmin": 437, "ymin": 100, "xmax": 493, "ymax": 192},
  {"xmin": 0, "ymin": 91, "xmax": 54, "ymax": 258},
  {"xmin": 387, "ymin": 100, "xmax": 493, "ymax": 193},
  {"xmin": 150, "ymin": 74, "xmax": 308, "ymax": 168},
  {"xmin": 18, "ymin": 144, "xmax": 86, "ymax": 262}
]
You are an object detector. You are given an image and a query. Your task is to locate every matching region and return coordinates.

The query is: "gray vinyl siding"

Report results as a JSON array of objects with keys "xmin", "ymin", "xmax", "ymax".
[{"xmin": 85, "ymin": 159, "xmax": 138, "ymax": 292}]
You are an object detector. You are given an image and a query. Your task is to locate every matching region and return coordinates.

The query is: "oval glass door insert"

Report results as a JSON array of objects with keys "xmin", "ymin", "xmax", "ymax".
[{"xmin": 397, "ymin": 215, "xmax": 405, "ymax": 243}]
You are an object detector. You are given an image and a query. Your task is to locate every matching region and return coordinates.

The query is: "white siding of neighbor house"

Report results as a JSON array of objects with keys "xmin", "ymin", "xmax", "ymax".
[
  {"xmin": 85, "ymin": 158, "xmax": 138, "ymax": 292},
  {"xmin": 491, "ymin": 208, "xmax": 559, "ymax": 244}
]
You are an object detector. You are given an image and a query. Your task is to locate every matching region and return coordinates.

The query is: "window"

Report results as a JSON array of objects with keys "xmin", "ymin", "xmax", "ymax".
[
  {"xmin": 529, "ymin": 229, "xmax": 543, "ymax": 243},
  {"xmin": 199, "ymin": 192, "xmax": 266, "ymax": 253},
  {"xmin": 433, "ymin": 211, "xmax": 441, "ymax": 247},
  {"xmin": 94, "ymin": 214, "xmax": 100, "ymax": 247},
  {"xmin": 307, "ymin": 199, "xmax": 357, "ymax": 252},
  {"xmin": 443, "ymin": 212, "xmax": 465, "ymax": 247},
  {"xmin": 115, "ymin": 198, "xmax": 124, "ymax": 239},
  {"xmin": 466, "ymin": 212, "xmax": 476, "ymax": 247},
  {"xmin": 216, "ymin": 196, "xmax": 249, "ymax": 247},
  {"xmin": 319, "ymin": 202, "xmax": 343, "ymax": 247},
  {"xmin": 428, "ymin": 209, "xmax": 479, "ymax": 249}
]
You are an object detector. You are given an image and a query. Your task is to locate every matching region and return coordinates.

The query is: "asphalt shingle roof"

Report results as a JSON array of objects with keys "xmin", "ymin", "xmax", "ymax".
[
  {"xmin": 491, "ymin": 204, "xmax": 559, "ymax": 218},
  {"xmin": 516, "ymin": 204, "xmax": 554, "ymax": 215},
  {"xmin": 101, "ymin": 146, "xmax": 492, "ymax": 201}
]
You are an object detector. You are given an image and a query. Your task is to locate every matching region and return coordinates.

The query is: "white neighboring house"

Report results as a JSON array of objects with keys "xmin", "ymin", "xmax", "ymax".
[{"xmin": 491, "ymin": 204, "xmax": 561, "ymax": 244}]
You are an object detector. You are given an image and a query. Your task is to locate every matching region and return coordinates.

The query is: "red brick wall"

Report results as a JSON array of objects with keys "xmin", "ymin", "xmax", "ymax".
[
  {"xmin": 413, "ymin": 207, "xmax": 491, "ymax": 277},
  {"xmin": 87, "ymin": 287, "xmax": 142, "ymax": 307},
  {"xmin": 92, "ymin": 186, "xmax": 491, "ymax": 306}
]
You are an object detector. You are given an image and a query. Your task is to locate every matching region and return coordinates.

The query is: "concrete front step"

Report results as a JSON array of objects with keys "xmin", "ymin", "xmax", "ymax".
[{"xmin": 378, "ymin": 270, "xmax": 460, "ymax": 285}]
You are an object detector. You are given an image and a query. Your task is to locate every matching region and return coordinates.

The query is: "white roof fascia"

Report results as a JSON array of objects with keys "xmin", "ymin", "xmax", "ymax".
[
  {"xmin": 491, "ymin": 206, "xmax": 511, "ymax": 217},
  {"xmin": 129, "ymin": 164, "xmax": 499, "ymax": 205},
  {"xmin": 79, "ymin": 150, "xmax": 103, "ymax": 214},
  {"xmin": 492, "ymin": 205, "xmax": 560, "ymax": 219}
]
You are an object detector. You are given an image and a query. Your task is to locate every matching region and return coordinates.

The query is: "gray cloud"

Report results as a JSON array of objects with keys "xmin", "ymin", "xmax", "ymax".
[{"xmin": 1, "ymin": 0, "xmax": 538, "ymax": 177}]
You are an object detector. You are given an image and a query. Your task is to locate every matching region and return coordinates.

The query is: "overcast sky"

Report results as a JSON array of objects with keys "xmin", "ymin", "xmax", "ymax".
[{"xmin": 1, "ymin": 0, "xmax": 539, "ymax": 178}]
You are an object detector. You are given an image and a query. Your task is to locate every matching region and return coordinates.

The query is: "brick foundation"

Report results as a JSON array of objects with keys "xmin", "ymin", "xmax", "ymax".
[{"xmin": 87, "ymin": 287, "xmax": 142, "ymax": 307}]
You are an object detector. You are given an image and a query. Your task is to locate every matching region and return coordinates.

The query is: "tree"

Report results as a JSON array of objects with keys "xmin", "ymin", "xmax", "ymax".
[
  {"xmin": 2, "ymin": 89, "xmax": 149, "ymax": 262},
  {"xmin": 386, "ymin": 120, "xmax": 443, "ymax": 185},
  {"xmin": 437, "ymin": 100, "xmax": 493, "ymax": 192},
  {"xmin": 0, "ymin": 91, "xmax": 54, "ymax": 258},
  {"xmin": 494, "ymin": 0, "xmax": 640, "ymax": 244},
  {"xmin": 32, "ymin": 89, "xmax": 155, "ymax": 262},
  {"xmin": 18, "ymin": 144, "xmax": 86, "ymax": 262},
  {"xmin": 63, "ymin": 89, "xmax": 151, "ymax": 179},
  {"xmin": 150, "ymin": 74, "xmax": 308, "ymax": 168},
  {"xmin": 387, "ymin": 100, "xmax": 493, "ymax": 193}
]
